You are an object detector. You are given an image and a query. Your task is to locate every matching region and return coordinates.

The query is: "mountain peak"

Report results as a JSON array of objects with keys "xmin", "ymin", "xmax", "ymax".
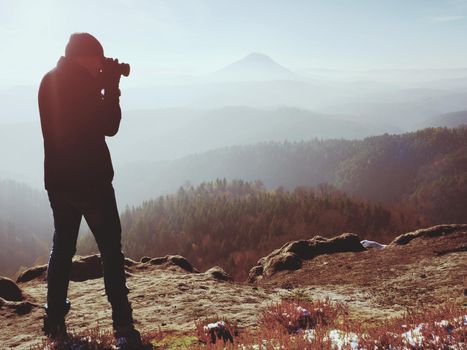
[
  {"xmin": 211, "ymin": 52, "xmax": 298, "ymax": 82},
  {"xmin": 241, "ymin": 52, "xmax": 276, "ymax": 63}
]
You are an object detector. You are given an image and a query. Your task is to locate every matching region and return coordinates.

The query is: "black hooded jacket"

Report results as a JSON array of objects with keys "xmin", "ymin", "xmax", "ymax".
[{"xmin": 38, "ymin": 56, "xmax": 121, "ymax": 191}]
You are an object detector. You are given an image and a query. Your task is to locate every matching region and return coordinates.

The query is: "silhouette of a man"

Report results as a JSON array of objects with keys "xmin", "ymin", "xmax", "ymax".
[{"xmin": 38, "ymin": 33, "xmax": 144, "ymax": 348}]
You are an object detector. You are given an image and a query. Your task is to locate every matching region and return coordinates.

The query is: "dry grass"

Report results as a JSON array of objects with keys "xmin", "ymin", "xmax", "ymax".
[
  {"xmin": 29, "ymin": 298, "xmax": 465, "ymax": 349},
  {"xmin": 357, "ymin": 302, "xmax": 466, "ymax": 349},
  {"xmin": 30, "ymin": 323, "xmax": 163, "ymax": 349},
  {"xmin": 189, "ymin": 298, "xmax": 465, "ymax": 349}
]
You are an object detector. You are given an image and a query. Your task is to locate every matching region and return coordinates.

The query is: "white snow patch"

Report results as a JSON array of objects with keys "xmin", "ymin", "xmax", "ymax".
[{"xmin": 360, "ymin": 239, "xmax": 386, "ymax": 249}]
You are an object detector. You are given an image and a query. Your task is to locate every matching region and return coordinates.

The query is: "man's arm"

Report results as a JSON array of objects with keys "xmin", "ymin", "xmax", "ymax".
[
  {"xmin": 98, "ymin": 88, "xmax": 121, "ymax": 137},
  {"xmin": 97, "ymin": 59, "xmax": 123, "ymax": 137}
]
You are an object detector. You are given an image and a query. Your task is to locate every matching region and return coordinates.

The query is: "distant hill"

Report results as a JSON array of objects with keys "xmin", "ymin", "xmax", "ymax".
[
  {"xmin": 115, "ymin": 126, "xmax": 467, "ymax": 225},
  {"xmin": 0, "ymin": 180, "xmax": 52, "ymax": 277},
  {"xmin": 3, "ymin": 55, "xmax": 467, "ymax": 129},
  {"xmin": 207, "ymin": 52, "xmax": 300, "ymax": 82},
  {"xmin": 108, "ymin": 106, "xmax": 397, "ymax": 163},
  {"xmin": 320, "ymin": 88, "xmax": 467, "ymax": 130},
  {"xmin": 0, "ymin": 106, "xmax": 395, "ymax": 190},
  {"xmin": 419, "ymin": 110, "xmax": 467, "ymax": 128}
]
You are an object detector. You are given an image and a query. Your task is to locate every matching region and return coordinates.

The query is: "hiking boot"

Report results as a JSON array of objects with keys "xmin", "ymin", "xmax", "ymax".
[
  {"xmin": 114, "ymin": 324, "xmax": 151, "ymax": 350},
  {"xmin": 43, "ymin": 298, "xmax": 71, "ymax": 339},
  {"xmin": 42, "ymin": 314, "xmax": 67, "ymax": 339}
]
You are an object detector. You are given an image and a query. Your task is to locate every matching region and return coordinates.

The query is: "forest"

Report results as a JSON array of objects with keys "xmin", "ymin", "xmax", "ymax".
[
  {"xmin": 1, "ymin": 126, "xmax": 466, "ymax": 280},
  {"xmin": 80, "ymin": 127, "xmax": 467, "ymax": 280},
  {"xmin": 78, "ymin": 179, "xmax": 422, "ymax": 280},
  {"xmin": 117, "ymin": 126, "xmax": 467, "ymax": 220},
  {"xmin": 0, "ymin": 179, "xmax": 51, "ymax": 276}
]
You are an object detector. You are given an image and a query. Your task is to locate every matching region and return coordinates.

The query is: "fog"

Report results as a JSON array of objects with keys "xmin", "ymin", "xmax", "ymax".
[
  {"xmin": 1, "ymin": 51, "xmax": 467, "ymax": 209},
  {"xmin": 1, "ymin": 0, "xmax": 467, "ymax": 280}
]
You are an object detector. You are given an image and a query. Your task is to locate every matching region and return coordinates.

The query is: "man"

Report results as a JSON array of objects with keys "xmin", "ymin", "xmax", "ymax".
[{"xmin": 38, "ymin": 33, "xmax": 144, "ymax": 349}]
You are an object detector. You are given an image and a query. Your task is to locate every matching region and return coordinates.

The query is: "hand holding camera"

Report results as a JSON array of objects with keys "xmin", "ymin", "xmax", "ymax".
[{"xmin": 100, "ymin": 57, "xmax": 130, "ymax": 96}]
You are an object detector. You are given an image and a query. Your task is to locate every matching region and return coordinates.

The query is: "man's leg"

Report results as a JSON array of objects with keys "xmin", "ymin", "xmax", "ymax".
[
  {"xmin": 81, "ymin": 184, "xmax": 146, "ymax": 348},
  {"xmin": 45, "ymin": 190, "xmax": 82, "ymax": 337},
  {"xmin": 81, "ymin": 184, "xmax": 134, "ymax": 330}
]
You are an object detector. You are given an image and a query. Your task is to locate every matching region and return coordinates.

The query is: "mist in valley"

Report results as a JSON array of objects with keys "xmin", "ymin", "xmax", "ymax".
[{"xmin": 1, "ymin": 0, "xmax": 467, "ymax": 279}]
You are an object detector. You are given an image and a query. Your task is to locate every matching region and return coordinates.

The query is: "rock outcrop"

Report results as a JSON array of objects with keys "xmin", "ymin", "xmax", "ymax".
[
  {"xmin": 0, "ymin": 297, "xmax": 37, "ymax": 315},
  {"xmin": 140, "ymin": 256, "xmax": 151, "ymax": 263},
  {"xmin": 389, "ymin": 224, "xmax": 467, "ymax": 246},
  {"xmin": 248, "ymin": 233, "xmax": 365, "ymax": 282},
  {"xmin": 0, "ymin": 277, "xmax": 24, "ymax": 301},
  {"xmin": 16, "ymin": 254, "xmax": 138, "ymax": 283},
  {"xmin": 16, "ymin": 265, "xmax": 48, "ymax": 283},
  {"xmin": 147, "ymin": 254, "xmax": 199, "ymax": 273},
  {"xmin": 204, "ymin": 266, "xmax": 233, "ymax": 281},
  {"xmin": 1, "ymin": 224, "xmax": 465, "ymax": 348},
  {"xmin": 70, "ymin": 255, "xmax": 105, "ymax": 282}
]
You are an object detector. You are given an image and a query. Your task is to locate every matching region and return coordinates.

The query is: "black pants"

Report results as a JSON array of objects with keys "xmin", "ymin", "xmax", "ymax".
[{"xmin": 46, "ymin": 183, "xmax": 133, "ymax": 328}]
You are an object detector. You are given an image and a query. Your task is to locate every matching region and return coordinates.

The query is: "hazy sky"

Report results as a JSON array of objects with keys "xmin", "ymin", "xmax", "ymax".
[{"xmin": 1, "ymin": 0, "xmax": 467, "ymax": 87}]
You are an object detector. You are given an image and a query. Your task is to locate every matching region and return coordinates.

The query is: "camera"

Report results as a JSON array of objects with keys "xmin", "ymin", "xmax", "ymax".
[{"xmin": 102, "ymin": 57, "xmax": 130, "ymax": 77}]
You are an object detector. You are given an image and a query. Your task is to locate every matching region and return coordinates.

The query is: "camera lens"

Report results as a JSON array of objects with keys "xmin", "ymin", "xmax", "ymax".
[{"xmin": 120, "ymin": 63, "xmax": 130, "ymax": 77}]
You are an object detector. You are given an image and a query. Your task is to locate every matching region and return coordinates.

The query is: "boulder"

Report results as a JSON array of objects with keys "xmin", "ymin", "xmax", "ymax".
[
  {"xmin": 70, "ymin": 255, "xmax": 103, "ymax": 282},
  {"xmin": 0, "ymin": 277, "xmax": 23, "ymax": 301},
  {"xmin": 0, "ymin": 297, "xmax": 36, "ymax": 315},
  {"xmin": 124, "ymin": 257, "xmax": 138, "ymax": 267},
  {"xmin": 70, "ymin": 254, "xmax": 136, "ymax": 281},
  {"xmin": 205, "ymin": 266, "xmax": 233, "ymax": 281},
  {"xmin": 248, "ymin": 233, "xmax": 365, "ymax": 282},
  {"xmin": 262, "ymin": 252, "xmax": 302, "ymax": 277},
  {"xmin": 140, "ymin": 256, "xmax": 151, "ymax": 263},
  {"xmin": 16, "ymin": 254, "xmax": 138, "ymax": 283},
  {"xmin": 247, "ymin": 266, "xmax": 264, "ymax": 282},
  {"xmin": 149, "ymin": 254, "xmax": 199, "ymax": 273},
  {"xmin": 149, "ymin": 257, "xmax": 167, "ymax": 266},
  {"xmin": 16, "ymin": 265, "xmax": 48, "ymax": 283},
  {"xmin": 390, "ymin": 224, "xmax": 467, "ymax": 246}
]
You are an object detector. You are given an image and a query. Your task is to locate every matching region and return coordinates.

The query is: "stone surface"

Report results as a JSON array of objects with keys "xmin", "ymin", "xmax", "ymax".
[
  {"xmin": 389, "ymin": 224, "xmax": 467, "ymax": 246},
  {"xmin": 0, "ymin": 277, "xmax": 23, "ymax": 301},
  {"xmin": 149, "ymin": 255, "xmax": 199, "ymax": 273},
  {"xmin": 16, "ymin": 254, "xmax": 138, "ymax": 283},
  {"xmin": 16, "ymin": 265, "xmax": 47, "ymax": 283},
  {"xmin": 249, "ymin": 233, "xmax": 365, "ymax": 282},
  {"xmin": 0, "ymin": 225, "xmax": 465, "ymax": 349},
  {"xmin": 205, "ymin": 266, "xmax": 233, "ymax": 281},
  {"xmin": 0, "ymin": 297, "xmax": 37, "ymax": 315}
]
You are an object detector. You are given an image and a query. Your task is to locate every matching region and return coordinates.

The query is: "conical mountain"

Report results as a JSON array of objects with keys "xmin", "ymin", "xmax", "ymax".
[{"xmin": 210, "ymin": 52, "xmax": 299, "ymax": 81}]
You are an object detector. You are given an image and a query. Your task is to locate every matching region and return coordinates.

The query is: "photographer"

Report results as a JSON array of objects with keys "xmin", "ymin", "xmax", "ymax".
[{"xmin": 38, "ymin": 33, "xmax": 144, "ymax": 349}]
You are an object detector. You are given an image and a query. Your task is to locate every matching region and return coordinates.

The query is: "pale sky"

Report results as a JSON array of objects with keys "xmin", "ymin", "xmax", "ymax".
[{"xmin": 1, "ymin": 0, "xmax": 467, "ymax": 87}]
